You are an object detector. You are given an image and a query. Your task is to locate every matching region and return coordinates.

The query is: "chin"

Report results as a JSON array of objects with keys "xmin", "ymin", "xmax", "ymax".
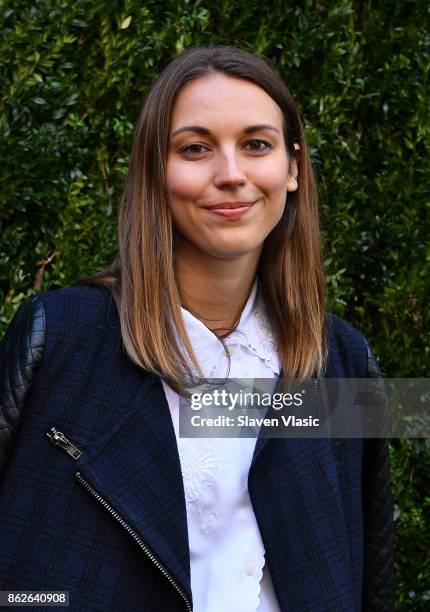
[{"xmin": 201, "ymin": 239, "xmax": 264, "ymax": 260}]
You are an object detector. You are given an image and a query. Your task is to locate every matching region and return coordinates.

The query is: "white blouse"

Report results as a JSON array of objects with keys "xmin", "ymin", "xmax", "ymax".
[{"xmin": 162, "ymin": 279, "xmax": 282, "ymax": 612}]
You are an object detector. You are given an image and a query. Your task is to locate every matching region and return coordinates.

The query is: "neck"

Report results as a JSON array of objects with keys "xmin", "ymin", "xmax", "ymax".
[{"xmin": 174, "ymin": 238, "xmax": 261, "ymax": 337}]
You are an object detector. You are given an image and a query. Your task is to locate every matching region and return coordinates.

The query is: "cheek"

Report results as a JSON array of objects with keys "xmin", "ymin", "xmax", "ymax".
[
  {"xmin": 255, "ymin": 158, "xmax": 289, "ymax": 195},
  {"xmin": 166, "ymin": 162, "xmax": 207, "ymax": 203}
]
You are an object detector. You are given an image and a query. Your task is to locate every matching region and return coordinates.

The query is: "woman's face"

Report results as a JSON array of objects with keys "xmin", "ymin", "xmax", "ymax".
[{"xmin": 166, "ymin": 73, "xmax": 298, "ymax": 262}]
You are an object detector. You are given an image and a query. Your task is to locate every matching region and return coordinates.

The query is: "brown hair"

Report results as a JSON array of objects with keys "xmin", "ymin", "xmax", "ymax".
[{"xmin": 79, "ymin": 45, "xmax": 327, "ymax": 391}]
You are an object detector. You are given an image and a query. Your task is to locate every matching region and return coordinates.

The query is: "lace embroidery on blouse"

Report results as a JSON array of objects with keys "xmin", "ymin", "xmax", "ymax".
[
  {"xmin": 248, "ymin": 308, "xmax": 279, "ymax": 372},
  {"xmin": 179, "ymin": 438, "xmax": 230, "ymax": 533}
]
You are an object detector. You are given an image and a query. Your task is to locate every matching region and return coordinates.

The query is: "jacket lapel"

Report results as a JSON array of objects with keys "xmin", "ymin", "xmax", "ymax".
[
  {"xmin": 74, "ymin": 373, "xmax": 192, "ymax": 606},
  {"xmin": 249, "ymin": 436, "xmax": 356, "ymax": 610},
  {"xmin": 250, "ymin": 367, "xmax": 357, "ymax": 609}
]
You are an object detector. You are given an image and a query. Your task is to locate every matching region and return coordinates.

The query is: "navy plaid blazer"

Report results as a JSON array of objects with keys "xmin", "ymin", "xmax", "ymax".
[{"xmin": 0, "ymin": 284, "xmax": 394, "ymax": 611}]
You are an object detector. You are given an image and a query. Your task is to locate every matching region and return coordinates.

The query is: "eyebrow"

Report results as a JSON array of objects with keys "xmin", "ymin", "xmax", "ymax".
[{"xmin": 170, "ymin": 124, "xmax": 280, "ymax": 138}]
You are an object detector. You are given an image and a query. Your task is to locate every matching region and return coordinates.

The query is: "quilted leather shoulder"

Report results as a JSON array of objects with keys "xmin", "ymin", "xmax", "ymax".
[{"xmin": 0, "ymin": 295, "xmax": 46, "ymax": 476}]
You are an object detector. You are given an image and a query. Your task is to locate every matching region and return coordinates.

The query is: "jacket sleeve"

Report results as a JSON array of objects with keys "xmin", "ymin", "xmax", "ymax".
[
  {"xmin": 0, "ymin": 295, "xmax": 46, "ymax": 478},
  {"xmin": 362, "ymin": 342, "xmax": 395, "ymax": 611}
]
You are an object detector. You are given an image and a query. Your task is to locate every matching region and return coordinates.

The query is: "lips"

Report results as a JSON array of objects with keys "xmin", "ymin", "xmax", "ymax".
[
  {"xmin": 207, "ymin": 201, "xmax": 254, "ymax": 210},
  {"xmin": 205, "ymin": 201, "xmax": 255, "ymax": 220}
]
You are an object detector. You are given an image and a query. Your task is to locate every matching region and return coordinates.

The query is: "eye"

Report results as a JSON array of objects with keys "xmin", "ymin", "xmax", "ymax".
[
  {"xmin": 179, "ymin": 143, "xmax": 209, "ymax": 156},
  {"xmin": 244, "ymin": 139, "xmax": 272, "ymax": 152}
]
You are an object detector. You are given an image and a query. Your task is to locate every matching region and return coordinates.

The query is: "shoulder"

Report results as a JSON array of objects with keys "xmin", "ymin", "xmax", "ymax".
[
  {"xmin": 7, "ymin": 283, "xmax": 113, "ymax": 320},
  {"xmin": 324, "ymin": 313, "xmax": 380, "ymax": 378},
  {"xmin": 0, "ymin": 284, "xmax": 119, "ymax": 474},
  {"xmin": 325, "ymin": 312, "xmax": 367, "ymax": 349},
  {"xmin": 36, "ymin": 283, "xmax": 117, "ymax": 327},
  {"xmin": 1, "ymin": 283, "xmax": 119, "ymax": 365},
  {"xmin": 37, "ymin": 283, "xmax": 121, "ymax": 354}
]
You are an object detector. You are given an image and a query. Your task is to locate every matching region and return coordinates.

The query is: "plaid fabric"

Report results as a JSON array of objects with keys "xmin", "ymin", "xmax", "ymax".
[{"xmin": 0, "ymin": 284, "xmax": 394, "ymax": 611}]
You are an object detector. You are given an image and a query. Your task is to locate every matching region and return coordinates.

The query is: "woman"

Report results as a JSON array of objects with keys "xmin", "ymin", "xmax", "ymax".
[{"xmin": 0, "ymin": 45, "xmax": 393, "ymax": 611}]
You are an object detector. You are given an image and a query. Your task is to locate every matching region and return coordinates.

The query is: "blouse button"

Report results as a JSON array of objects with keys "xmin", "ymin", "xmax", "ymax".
[{"xmin": 245, "ymin": 563, "xmax": 256, "ymax": 576}]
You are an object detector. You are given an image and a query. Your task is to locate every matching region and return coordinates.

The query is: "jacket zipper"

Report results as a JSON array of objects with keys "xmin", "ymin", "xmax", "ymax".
[
  {"xmin": 46, "ymin": 426, "xmax": 82, "ymax": 459},
  {"xmin": 46, "ymin": 427, "xmax": 192, "ymax": 612}
]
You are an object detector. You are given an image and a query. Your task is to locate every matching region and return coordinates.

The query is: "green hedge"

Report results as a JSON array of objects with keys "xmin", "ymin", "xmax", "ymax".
[{"xmin": 1, "ymin": 0, "xmax": 429, "ymax": 607}]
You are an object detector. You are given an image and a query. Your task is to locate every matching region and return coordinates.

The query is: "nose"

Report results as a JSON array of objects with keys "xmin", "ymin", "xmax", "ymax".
[{"xmin": 213, "ymin": 150, "xmax": 247, "ymax": 188}]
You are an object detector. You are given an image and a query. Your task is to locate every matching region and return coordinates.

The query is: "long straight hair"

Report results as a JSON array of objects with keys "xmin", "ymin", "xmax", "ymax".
[{"xmin": 79, "ymin": 45, "xmax": 327, "ymax": 392}]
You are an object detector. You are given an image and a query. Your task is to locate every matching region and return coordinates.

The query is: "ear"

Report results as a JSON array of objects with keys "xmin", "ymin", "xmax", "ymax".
[{"xmin": 286, "ymin": 143, "xmax": 300, "ymax": 192}]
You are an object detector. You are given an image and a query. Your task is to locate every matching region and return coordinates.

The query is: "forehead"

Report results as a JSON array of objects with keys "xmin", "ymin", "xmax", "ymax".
[{"xmin": 170, "ymin": 73, "xmax": 284, "ymax": 130}]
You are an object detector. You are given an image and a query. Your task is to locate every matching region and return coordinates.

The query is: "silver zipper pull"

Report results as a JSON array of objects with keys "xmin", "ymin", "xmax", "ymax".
[{"xmin": 46, "ymin": 427, "xmax": 82, "ymax": 459}]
